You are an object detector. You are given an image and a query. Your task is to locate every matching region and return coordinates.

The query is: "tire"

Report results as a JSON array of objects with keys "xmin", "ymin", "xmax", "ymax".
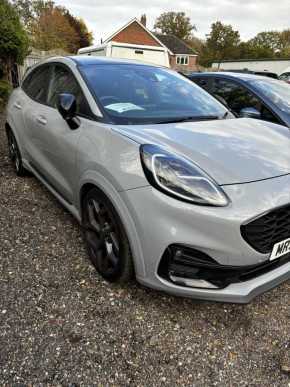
[
  {"xmin": 6, "ymin": 128, "xmax": 27, "ymax": 177},
  {"xmin": 82, "ymin": 187, "xmax": 134, "ymax": 283}
]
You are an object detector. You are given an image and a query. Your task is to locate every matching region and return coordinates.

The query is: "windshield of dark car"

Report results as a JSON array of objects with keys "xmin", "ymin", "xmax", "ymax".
[
  {"xmin": 79, "ymin": 64, "xmax": 228, "ymax": 125},
  {"xmin": 249, "ymin": 78, "xmax": 290, "ymax": 114}
]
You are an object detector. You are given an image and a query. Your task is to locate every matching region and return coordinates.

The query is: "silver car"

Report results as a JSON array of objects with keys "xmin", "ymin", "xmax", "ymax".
[{"xmin": 6, "ymin": 56, "xmax": 290, "ymax": 303}]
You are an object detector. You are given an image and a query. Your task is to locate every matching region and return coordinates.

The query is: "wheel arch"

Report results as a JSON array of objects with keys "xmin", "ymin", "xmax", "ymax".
[
  {"xmin": 80, "ymin": 182, "xmax": 97, "ymax": 213},
  {"xmin": 5, "ymin": 120, "xmax": 26, "ymax": 159},
  {"xmin": 78, "ymin": 175, "xmax": 146, "ymax": 278}
]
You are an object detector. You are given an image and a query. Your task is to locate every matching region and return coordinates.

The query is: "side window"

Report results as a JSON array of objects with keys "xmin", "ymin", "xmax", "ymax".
[
  {"xmin": 260, "ymin": 105, "xmax": 280, "ymax": 124},
  {"xmin": 212, "ymin": 78, "xmax": 280, "ymax": 124},
  {"xmin": 47, "ymin": 64, "xmax": 91, "ymax": 117},
  {"xmin": 280, "ymin": 73, "xmax": 290, "ymax": 81},
  {"xmin": 22, "ymin": 65, "xmax": 50, "ymax": 104},
  {"xmin": 212, "ymin": 78, "xmax": 259, "ymax": 113},
  {"xmin": 193, "ymin": 77, "xmax": 210, "ymax": 91}
]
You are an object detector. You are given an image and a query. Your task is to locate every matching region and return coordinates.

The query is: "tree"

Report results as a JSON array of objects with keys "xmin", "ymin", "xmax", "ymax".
[
  {"xmin": 202, "ymin": 21, "xmax": 240, "ymax": 67},
  {"xmin": 12, "ymin": 0, "xmax": 54, "ymax": 33},
  {"xmin": 279, "ymin": 29, "xmax": 290, "ymax": 57},
  {"xmin": 61, "ymin": 9, "xmax": 93, "ymax": 49},
  {"xmin": 31, "ymin": 4, "xmax": 79, "ymax": 52},
  {"xmin": 0, "ymin": 0, "xmax": 29, "ymax": 80},
  {"xmin": 154, "ymin": 12, "xmax": 196, "ymax": 40},
  {"xmin": 247, "ymin": 31, "xmax": 282, "ymax": 58},
  {"xmin": 186, "ymin": 36, "xmax": 204, "ymax": 53},
  {"xmin": 12, "ymin": 0, "xmax": 93, "ymax": 52}
]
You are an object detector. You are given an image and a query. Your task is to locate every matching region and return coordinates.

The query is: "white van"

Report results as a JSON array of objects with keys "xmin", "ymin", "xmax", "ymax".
[{"xmin": 77, "ymin": 41, "xmax": 170, "ymax": 67}]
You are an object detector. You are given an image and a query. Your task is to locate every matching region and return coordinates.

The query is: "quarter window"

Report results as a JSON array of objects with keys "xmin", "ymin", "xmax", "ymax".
[
  {"xmin": 22, "ymin": 65, "xmax": 51, "ymax": 103},
  {"xmin": 47, "ymin": 64, "xmax": 91, "ymax": 117},
  {"xmin": 176, "ymin": 56, "xmax": 189, "ymax": 65}
]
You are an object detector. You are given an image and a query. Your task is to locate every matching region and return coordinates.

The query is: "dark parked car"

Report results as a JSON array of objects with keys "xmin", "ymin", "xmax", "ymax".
[
  {"xmin": 221, "ymin": 69, "xmax": 278, "ymax": 79},
  {"xmin": 279, "ymin": 72, "xmax": 290, "ymax": 84},
  {"xmin": 188, "ymin": 72, "xmax": 290, "ymax": 128}
]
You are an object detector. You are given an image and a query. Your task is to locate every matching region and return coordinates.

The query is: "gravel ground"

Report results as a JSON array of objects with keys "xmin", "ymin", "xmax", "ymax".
[{"xmin": 0, "ymin": 112, "xmax": 289, "ymax": 386}]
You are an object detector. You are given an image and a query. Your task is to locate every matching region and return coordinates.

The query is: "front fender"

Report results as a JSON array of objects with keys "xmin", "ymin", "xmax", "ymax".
[{"xmin": 77, "ymin": 170, "xmax": 146, "ymax": 277}]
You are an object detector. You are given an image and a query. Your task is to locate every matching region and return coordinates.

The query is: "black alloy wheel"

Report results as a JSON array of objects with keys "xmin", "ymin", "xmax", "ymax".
[
  {"xmin": 6, "ymin": 128, "xmax": 27, "ymax": 176},
  {"xmin": 83, "ymin": 188, "xmax": 134, "ymax": 283}
]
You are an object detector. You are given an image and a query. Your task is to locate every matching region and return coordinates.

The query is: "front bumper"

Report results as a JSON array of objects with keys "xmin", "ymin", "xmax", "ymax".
[
  {"xmin": 138, "ymin": 261, "xmax": 290, "ymax": 303},
  {"xmin": 121, "ymin": 174, "xmax": 290, "ymax": 303}
]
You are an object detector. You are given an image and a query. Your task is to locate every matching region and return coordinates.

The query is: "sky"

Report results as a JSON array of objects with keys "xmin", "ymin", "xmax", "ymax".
[{"xmin": 54, "ymin": 0, "xmax": 290, "ymax": 44}]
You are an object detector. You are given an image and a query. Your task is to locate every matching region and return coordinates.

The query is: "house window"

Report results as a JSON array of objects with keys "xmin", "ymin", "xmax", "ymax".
[{"xmin": 176, "ymin": 55, "xmax": 189, "ymax": 65}]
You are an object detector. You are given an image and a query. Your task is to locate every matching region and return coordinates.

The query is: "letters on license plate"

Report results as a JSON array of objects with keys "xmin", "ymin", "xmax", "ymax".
[{"xmin": 270, "ymin": 238, "xmax": 290, "ymax": 261}]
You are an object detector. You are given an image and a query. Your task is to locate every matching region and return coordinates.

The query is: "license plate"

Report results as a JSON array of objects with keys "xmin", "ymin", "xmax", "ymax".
[{"xmin": 270, "ymin": 238, "xmax": 290, "ymax": 261}]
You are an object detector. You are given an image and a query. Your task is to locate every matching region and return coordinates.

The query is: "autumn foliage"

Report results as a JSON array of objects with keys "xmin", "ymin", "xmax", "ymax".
[{"xmin": 13, "ymin": 0, "xmax": 93, "ymax": 53}]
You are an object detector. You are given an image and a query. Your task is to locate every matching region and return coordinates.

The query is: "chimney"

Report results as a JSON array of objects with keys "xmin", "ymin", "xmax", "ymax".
[{"xmin": 140, "ymin": 14, "xmax": 147, "ymax": 27}]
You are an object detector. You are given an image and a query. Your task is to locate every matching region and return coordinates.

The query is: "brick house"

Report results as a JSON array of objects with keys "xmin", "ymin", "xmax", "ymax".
[
  {"xmin": 104, "ymin": 17, "xmax": 198, "ymax": 72},
  {"xmin": 154, "ymin": 34, "xmax": 198, "ymax": 73}
]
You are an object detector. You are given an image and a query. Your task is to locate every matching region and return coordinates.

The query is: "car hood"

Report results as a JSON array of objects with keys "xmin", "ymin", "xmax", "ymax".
[{"xmin": 114, "ymin": 118, "xmax": 290, "ymax": 185}]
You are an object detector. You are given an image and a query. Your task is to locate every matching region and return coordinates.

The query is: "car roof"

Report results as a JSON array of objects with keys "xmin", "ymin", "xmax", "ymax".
[
  {"xmin": 67, "ymin": 55, "xmax": 162, "ymax": 67},
  {"xmin": 189, "ymin": 71, "xmax": 267, "ymax": 81},
  {"xmin": 22, "ymin": 55, "xmax": 167, "ymax": 83},
  {"xmin": 32, "ymin": 55, "xmax": 164, "ymax": 68}
]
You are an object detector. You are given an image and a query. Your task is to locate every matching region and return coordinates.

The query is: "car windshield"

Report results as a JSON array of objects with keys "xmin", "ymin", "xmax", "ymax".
[
  {"xmin": 249, "ymin": 78, "xmax": 290, "ymax": 114},
  {"xmin": 80, "ymin": 64, "xmax": 228, "ymax": 125}
]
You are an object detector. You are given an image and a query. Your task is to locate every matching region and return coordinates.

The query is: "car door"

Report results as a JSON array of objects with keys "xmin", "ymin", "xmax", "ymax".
[
  {"xmin": 211, "ymin": 77, "xmax": 281, "ymax": 124},
  {"xmin": 25, "ymin": 63, "xmax": 92, "ymax": 204},
  {"xmin": 21, "ymin": 64, "xmax": 52, "ymax": 165}
]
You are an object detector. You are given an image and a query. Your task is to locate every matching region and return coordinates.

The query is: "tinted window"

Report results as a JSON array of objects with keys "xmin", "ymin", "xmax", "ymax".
[
  {"xmin": 47, "ymin": 64, "xmax": 91, "ymax": 117},
  {"xmin": 22, "ymin": 65, "xmax": 50, "ymax": 103},
  {"xmin": 212, "ymin": 78, "xmax": 279, "ymax": 123},
  {"xmin": 279, "ymin": 73, "xmax": 290, "ymax": 81},
  {"xmin": 80, "ymin": 64, "xmax": 228, "ymax": 125},
  {"xmin": 250, "ymin": 78, "xmax": 290, "ymax": 115},
  {"xmin": 193, "ymin": 77, "xmax": 210, "ymax": 90}
]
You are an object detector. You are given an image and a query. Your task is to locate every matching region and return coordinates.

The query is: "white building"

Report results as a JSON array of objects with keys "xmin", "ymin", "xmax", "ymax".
[
  {"xmin": 78, "ymin": 41, "xmax": 170, "ymax": 68},
  {"xmin": 211, "ymin": 58, "xmax": 290, "ymax": 75},
  {"xmin": 13, "ymin": 48, "xmax": 70, "ymax": 86}
]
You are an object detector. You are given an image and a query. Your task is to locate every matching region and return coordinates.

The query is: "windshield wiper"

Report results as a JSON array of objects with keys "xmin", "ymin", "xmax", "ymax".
[{"xmin": 155, "ymin": 115, "xmax": 219, "ymax": 124}]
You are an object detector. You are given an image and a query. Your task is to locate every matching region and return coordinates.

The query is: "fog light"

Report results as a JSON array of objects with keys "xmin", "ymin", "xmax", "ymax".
[{"xmin": 169, "ymin": 274, "xmax": 219, "ymax": 289}]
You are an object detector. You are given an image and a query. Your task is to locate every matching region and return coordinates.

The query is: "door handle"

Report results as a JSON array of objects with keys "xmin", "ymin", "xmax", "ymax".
[
  {"xmin": 36, "ymin": 116, "xmax": 47, "ymax": 125},
  {"xmin": 13, "ymin": 102, "xmax": 22, "ymax": 110}
]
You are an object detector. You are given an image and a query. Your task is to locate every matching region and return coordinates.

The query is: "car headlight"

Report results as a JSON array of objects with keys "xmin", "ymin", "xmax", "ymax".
[{"xmin": 140, "ymin": 144, "xmax": 229, "ymax": 207}]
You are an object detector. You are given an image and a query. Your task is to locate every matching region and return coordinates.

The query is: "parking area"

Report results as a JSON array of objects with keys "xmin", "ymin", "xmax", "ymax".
[{"xmin": 0, "ymin": 112, "xmax": 289, "ymax": 385}]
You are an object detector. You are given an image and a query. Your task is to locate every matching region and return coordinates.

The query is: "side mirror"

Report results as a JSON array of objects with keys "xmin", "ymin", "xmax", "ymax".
[
  {"xmin": 57, "ymin": 93, "xmax": 80, "ymax": 129},
  {"xmin": 239, "ymin": 107, "xmax": 261, "ymax": 119}
]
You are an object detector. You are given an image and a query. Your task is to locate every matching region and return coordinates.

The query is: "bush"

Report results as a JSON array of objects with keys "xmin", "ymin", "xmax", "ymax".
[{"xmin": 0, "ymin": 80, "xmax": 12, "ymax": 110}]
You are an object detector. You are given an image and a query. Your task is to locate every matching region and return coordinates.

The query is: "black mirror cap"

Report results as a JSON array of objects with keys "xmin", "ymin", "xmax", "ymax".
[{"xmin": 57, "ymin": 93, "xmax": 80, "ymax": 129}]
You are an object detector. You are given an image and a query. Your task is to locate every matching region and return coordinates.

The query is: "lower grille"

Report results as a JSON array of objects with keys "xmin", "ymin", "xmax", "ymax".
[
  {"xmin": 241, "ymin": 204, "xmax": 290, "ymax": 254},
  {"xmin": 158, "ymin": 244, "xmax": 290, "ymax": 289}
]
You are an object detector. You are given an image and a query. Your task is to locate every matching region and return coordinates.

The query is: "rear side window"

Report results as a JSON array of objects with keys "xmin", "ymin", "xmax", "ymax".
[
  {"xmin": 22, "ymin": 65, "xmax": 51, "ymax": 104},
  {"xmin": 47, "ymin": 64, "xmax": 91, "ymax": 117},
  {"xmin": 193, "ymin": 77, "xmax": 210, "ymax": 91}
]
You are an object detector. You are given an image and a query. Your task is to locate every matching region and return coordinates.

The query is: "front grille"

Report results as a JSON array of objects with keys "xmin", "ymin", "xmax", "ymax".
[{"xmin": 241, "ymin": 204, "xmax": 290, "ymax": 254}]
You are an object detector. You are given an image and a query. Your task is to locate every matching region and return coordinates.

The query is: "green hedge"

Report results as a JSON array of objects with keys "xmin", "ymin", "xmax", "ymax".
[{"xmin": 0, "ymin": 80, "xmax": 12, "ymax": 110}]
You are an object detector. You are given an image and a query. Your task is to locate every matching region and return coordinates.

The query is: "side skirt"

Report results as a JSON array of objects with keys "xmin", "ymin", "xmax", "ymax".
[{"xmin": 26, "ymin": 160, "xmax": 81, "ymax": 223}]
